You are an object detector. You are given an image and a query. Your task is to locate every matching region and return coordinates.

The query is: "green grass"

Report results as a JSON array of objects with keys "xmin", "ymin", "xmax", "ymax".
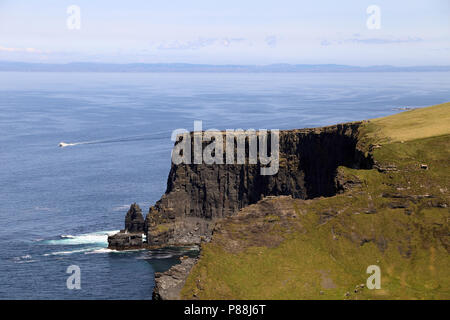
[
  {"xmin": 155, "ymin": 224, "xmax": 171, "ymax": 233},
  {"xmin": 365, "ymin": 102, "xmax": 450, "ymax": 143},
  {"xmin": 181, "ymin": 103, "xmax": 450, "ymax": 300}
]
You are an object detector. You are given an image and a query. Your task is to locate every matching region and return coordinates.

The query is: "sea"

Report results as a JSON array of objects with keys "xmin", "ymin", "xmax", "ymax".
[{"xmin": 0, "ymin": 71, "xmax": 449, "ymax": 299}]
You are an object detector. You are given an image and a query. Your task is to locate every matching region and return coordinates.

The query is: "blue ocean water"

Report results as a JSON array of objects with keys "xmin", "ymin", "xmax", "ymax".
[{"xmin": 0, "ymin": 72, "xmax": 449, "ymax": 299}]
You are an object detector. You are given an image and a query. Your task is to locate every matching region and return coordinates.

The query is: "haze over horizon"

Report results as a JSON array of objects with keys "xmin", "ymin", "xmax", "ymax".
[
  {"xmin": 1, "ymin": 0, "xmax": 449, "ymax": 66},
  {"xmin": 1, "ymin": 61, "xmax": 450, "ymax": 73},
  {"xmin": 2, "ymin": 61, "xmax": 450, "ymax": 68}
]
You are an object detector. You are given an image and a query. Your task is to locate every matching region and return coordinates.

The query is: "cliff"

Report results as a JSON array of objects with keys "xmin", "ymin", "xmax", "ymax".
[
  {"xmin": 181, "ymin": 102, "xmax": 450, "ymax": 299},
  {"xmin": 152, "ymin": 256, "xmax": 197, "ymax": 300},
  {"xmin": 110, "ymin": 102, "xmax": 449, "ymax": 299},
  {"xmin": 143, "ymin": 122, "xmax": 373, "ymax": 247}
]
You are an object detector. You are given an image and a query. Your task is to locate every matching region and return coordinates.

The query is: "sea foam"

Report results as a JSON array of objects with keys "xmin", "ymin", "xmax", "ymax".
[{"xmin": 43, "ymin": 230, "xmax": 119, "ymax": 246}]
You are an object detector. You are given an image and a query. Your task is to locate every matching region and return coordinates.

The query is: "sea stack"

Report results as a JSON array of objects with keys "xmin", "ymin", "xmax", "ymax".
[
  {"xmin": 107, "ymin": 203, "xmax": 145, "ymax": 250},
  {"xmin": 125, "ymin": 203, "xmax": 145, "ymax": 233}
]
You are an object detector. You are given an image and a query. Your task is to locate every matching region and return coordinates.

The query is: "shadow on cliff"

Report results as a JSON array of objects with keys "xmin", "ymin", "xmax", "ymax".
[{"xmin": 142, "ymin": 122, "xmax": 374, "ymax": 246}]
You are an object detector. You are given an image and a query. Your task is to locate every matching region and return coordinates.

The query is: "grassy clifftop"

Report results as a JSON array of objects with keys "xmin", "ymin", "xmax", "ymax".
[
  {"xmin": 181, "ymin": 102, "xmax": 450, "ymax": 300},
  {"xmin": 366, "ymin": 102, "xmax": 450, "ymax": 143}
]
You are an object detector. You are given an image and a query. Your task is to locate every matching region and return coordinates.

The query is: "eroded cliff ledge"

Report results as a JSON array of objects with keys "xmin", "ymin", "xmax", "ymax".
[{"xmin": 137, "ymin": 122, "xmax": 373, "ymax": 247}]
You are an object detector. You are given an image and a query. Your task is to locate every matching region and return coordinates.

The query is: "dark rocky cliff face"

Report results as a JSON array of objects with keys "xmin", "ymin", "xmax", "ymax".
[{"xmin": 144, "ymin": 122, "xmax": 373, "ymax": 246}]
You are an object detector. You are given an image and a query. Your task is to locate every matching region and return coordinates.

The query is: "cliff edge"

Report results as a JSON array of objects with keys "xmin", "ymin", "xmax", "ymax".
[
  {"xmin": 110, "ymin": 102, "xmax": 449, "ymax": 299},
  {"xmin": 142, "ymin": 122, "xmax": 373, "ymax": 247},
  {"xmin": 181, "ymin": 102, "xmax": 450, "ymax": 299}
]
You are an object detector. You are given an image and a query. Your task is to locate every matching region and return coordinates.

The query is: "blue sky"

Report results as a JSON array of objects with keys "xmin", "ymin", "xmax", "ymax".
[{"xmin": 0, "ymin": 0, "xmax": 449, "ymax": 65}]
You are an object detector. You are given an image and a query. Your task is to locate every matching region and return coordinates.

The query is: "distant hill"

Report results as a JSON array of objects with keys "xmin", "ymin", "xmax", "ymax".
[{"xmin": 1, "ymin": 61, "xmax": 449, "ymax": 73}]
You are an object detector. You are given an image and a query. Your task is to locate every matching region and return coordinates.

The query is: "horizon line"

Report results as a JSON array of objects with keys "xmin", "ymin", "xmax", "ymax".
[
  {"xmin": 2, "ymin": 61, "xmax": 450, "ymax": 68},
  {"xmin": 1, "ymin": 61, "xmax": 449, "ymax": 73}
]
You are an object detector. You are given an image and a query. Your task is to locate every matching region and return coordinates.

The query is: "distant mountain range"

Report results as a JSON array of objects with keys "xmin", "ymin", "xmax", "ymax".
[{"xmin": 0, "ymin": 61, "xmax": 449, "ymax": 72}]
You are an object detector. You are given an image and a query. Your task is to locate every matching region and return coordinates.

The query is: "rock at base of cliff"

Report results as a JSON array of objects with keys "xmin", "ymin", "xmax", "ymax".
[
  {"xmin": 107, "ymin": 232, "xmax": 143, "ymax": 250},
  {"xmin": 152, "ymin": 256, "xmax": 197, "ymax": 300}
]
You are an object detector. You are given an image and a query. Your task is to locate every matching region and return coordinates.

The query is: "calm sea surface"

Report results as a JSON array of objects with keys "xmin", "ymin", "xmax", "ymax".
[{"xmin": 0, "ymin": 72, "xmax": 449, "ymax": 299}]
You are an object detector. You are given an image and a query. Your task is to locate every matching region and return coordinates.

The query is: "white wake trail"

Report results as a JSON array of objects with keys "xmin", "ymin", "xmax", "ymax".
[{"xmin": 58, "ymin": 130, "xmax": 172, "ymax": 148}]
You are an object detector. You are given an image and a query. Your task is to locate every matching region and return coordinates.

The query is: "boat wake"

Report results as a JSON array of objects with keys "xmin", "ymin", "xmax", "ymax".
[{"xmin": 58, "ymin": 131, "xmax": 171, "ymax": 148}]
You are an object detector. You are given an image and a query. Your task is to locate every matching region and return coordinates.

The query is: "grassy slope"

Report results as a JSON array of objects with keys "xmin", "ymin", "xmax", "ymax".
[
  {"xmin": 367, "ymin": 102, "xmax": 450, "ymax": 143},
  {"xmin": 181, "ymin": 102, "xmax": 450, "ymax": 300}
]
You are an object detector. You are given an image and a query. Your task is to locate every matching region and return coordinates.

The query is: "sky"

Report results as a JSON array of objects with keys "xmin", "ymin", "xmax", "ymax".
[{"xmin": 0, "ymin": 0, "xmax": 449, "ymax": 66}]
